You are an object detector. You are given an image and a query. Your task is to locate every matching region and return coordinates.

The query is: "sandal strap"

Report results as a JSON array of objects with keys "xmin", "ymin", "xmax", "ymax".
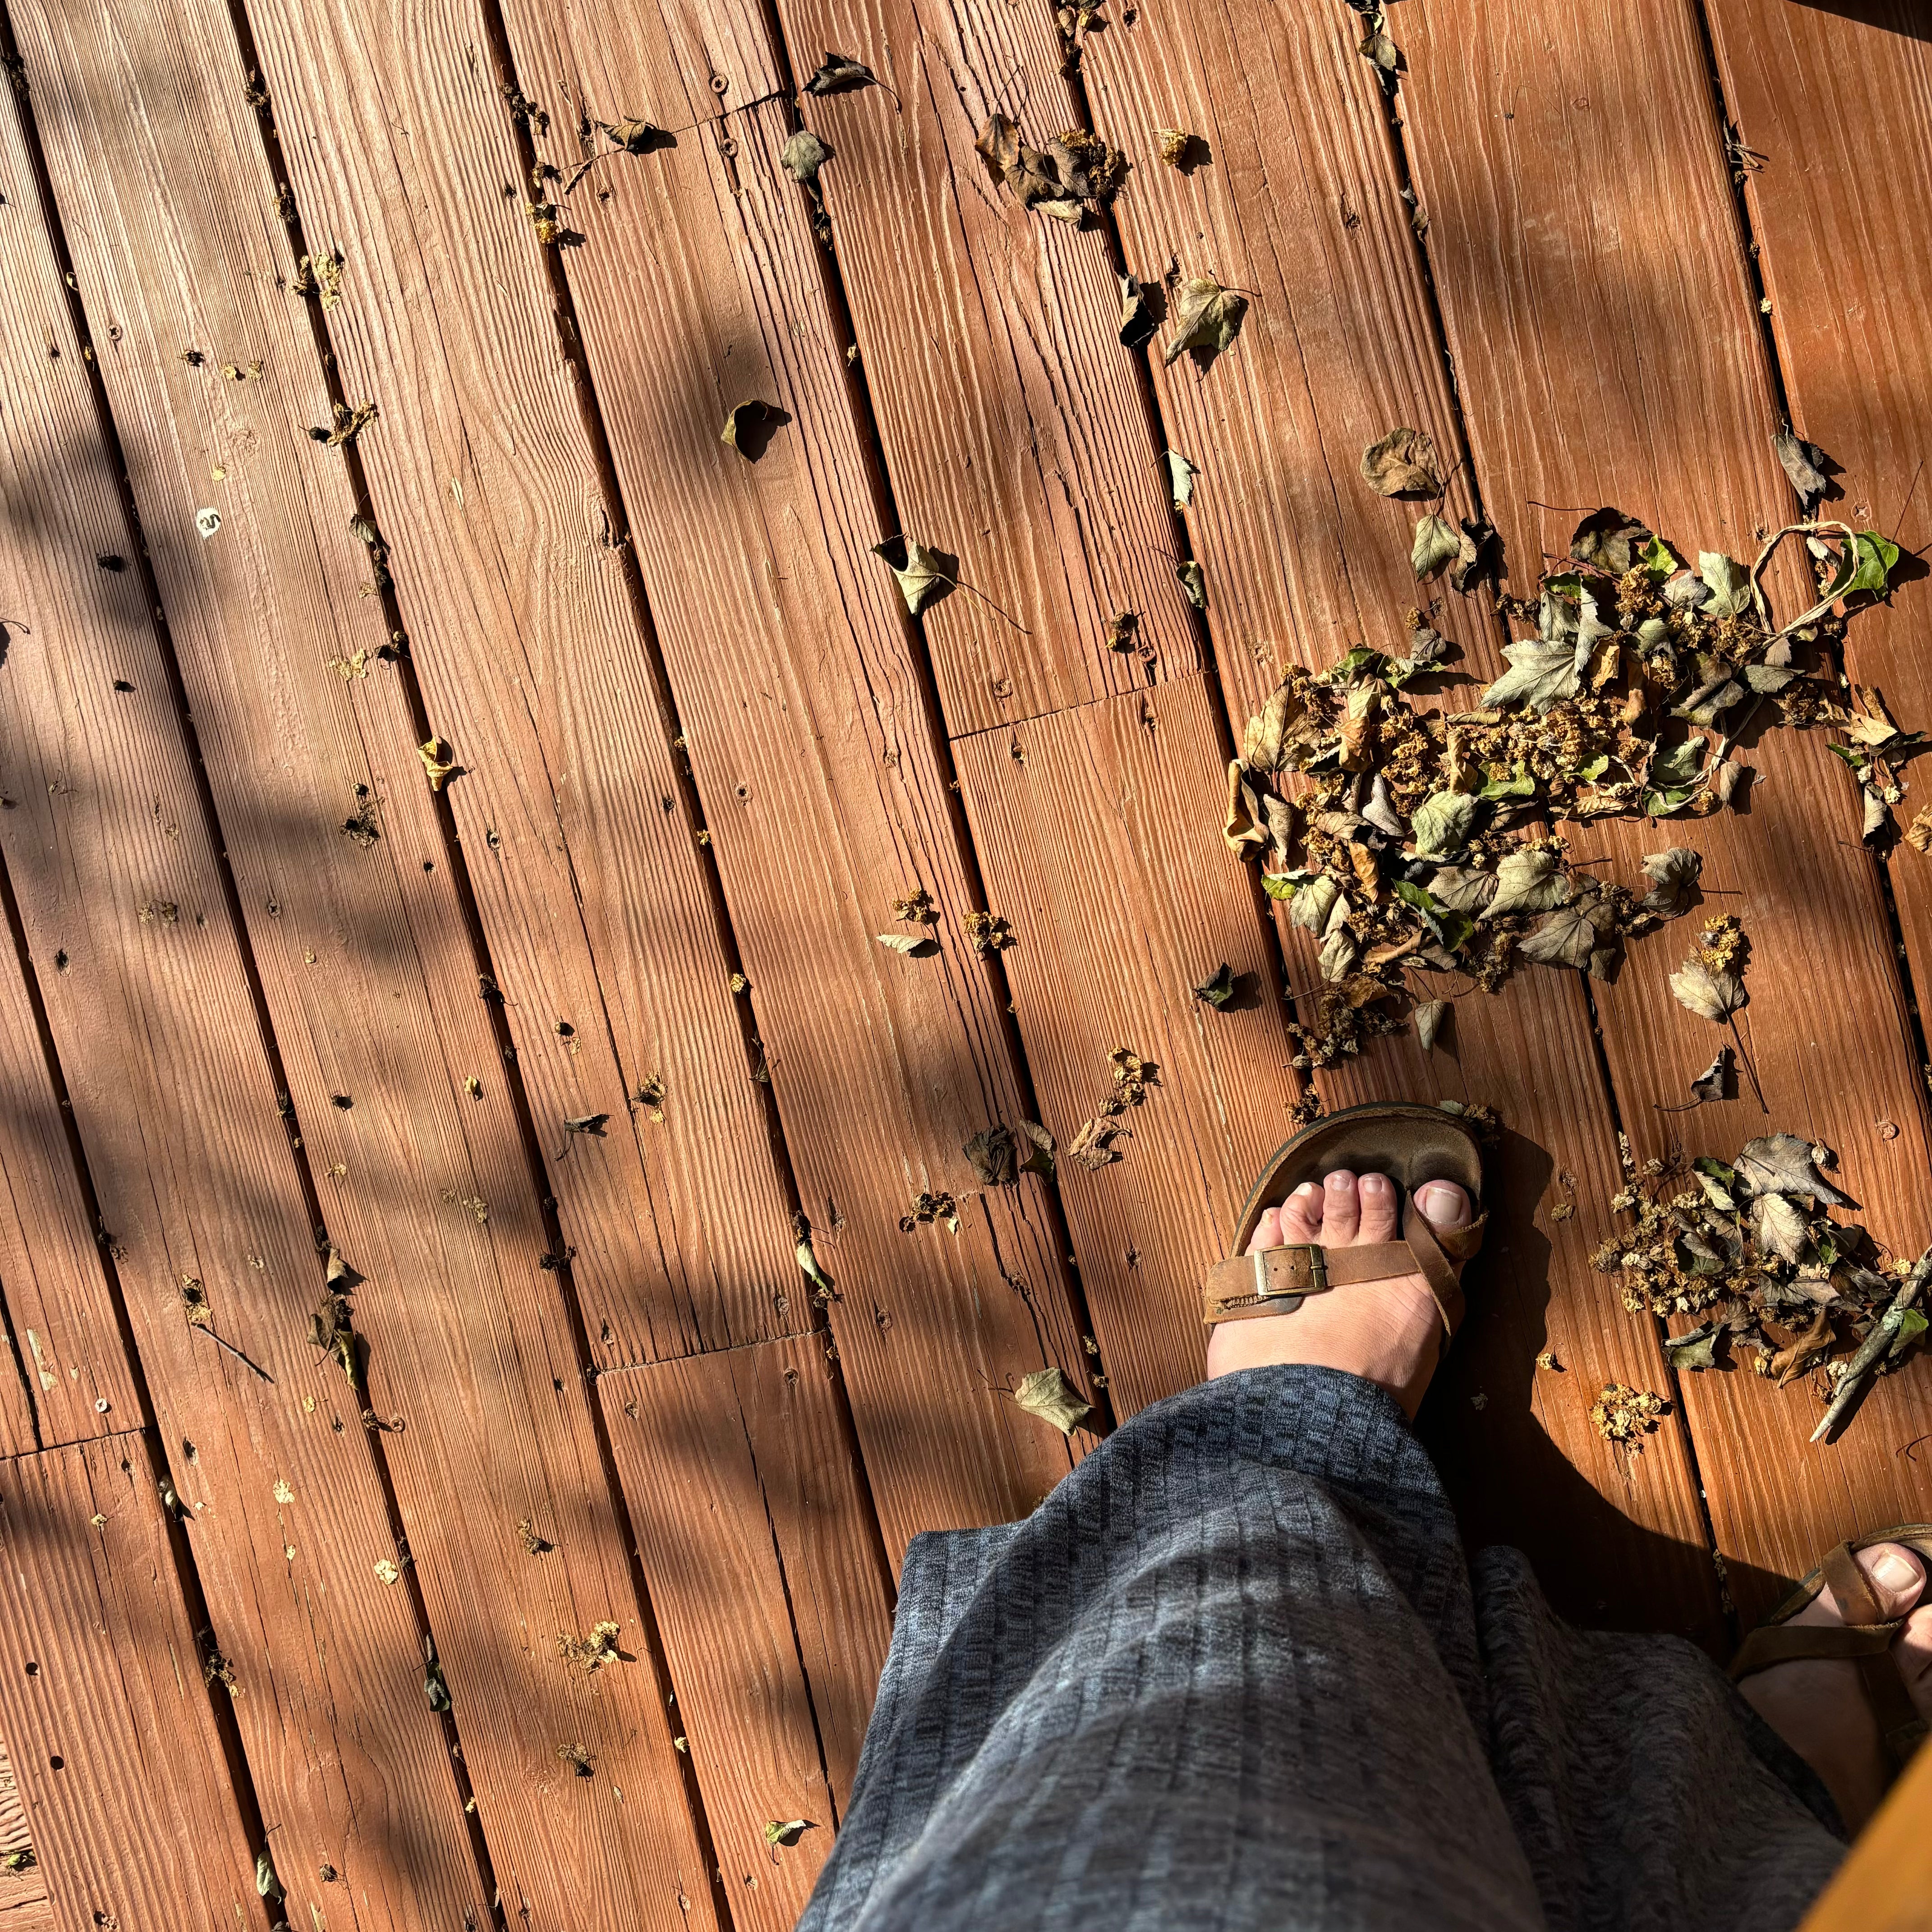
[
  {"xmin": 1729, "ymin": 1620, "xmax": 1900, "ymax": 1678},
  {"xmin": 1201, "ymin": 1204, "xmax": 1487, "ymax": 1333},
  {"xmin": 1823, "ymin": 1539, "xmax": 1886, "ymax": 1626}
]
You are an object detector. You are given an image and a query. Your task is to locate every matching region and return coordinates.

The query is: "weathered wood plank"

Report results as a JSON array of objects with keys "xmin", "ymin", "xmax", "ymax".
[
  {"xmin": 768, "ymin": 0, "xmax": 1201, "ymax": 734},
  {"xmin": 1701, "ymin": 0, "xmax": 1932, "ymax": 1594},
  {"xmin": 237, "ymin": 0, "xmax": 803, "ymax": 1368},
  {"xmin": 8, "ymin": 0, "xmax": 734, "ymax": 1921},
  {"xmin": 0, "ymin": 1738, "xmax": 55, "ymax": 1928},
  {"xmin": 0, "ymin": 1435, "xmax": 257, "ymax": 1932},
  {"xmin": 603, "ymin": 1335, "xmax": 894, "ymax": 1929},
  {"xmin": 1080, "ymin": 0, "xmax": 1719, "ymax": 1636},
  {"xmin": 0, "ymin": 59, "xmax": 488, "ymax": 1927},
  {"xmin": 480, "ymin": 0, "xmax": 1095, "ymax": 1547},
  {"xmin": 1393, "ymin": 0, "xmax": 1932, "ymax": 1615},
  {"xmin": 1082, "ymin": 0, "xmax": 1491, "ymax": 716},
  {"xmin": 955, "ymin": 677, "xmax": 1306, "ymax": 1413}
]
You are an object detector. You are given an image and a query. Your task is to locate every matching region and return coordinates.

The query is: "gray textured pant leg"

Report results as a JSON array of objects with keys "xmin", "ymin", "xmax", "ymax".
[{"xmin": 800, "ymin": 1364, "xmax": 1843, "ymax": 1932}]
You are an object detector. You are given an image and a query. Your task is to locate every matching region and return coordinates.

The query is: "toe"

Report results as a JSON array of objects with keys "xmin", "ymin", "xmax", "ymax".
[
  {"xmin": 1321, "ymin": 1170, "xmax": 1360, "ymax": 1245},
  {"xmin": 1789, "ymin": 1542, "xmax": 1925, "ymax": 1629},
  {"xmin": 1357, "ymin": 1172, "xmax": 1400, "ymax": 1242},
  {"xmin": 1415, "ymin": 1180, "xmax": 1472, "ymax": 1230},
  {"xmin": 1280, "ymin": 1183, "xmax": 1324, "ymax": 1244},
  {"xmin": 1244, "ymin": 1206, "xmax": 1284, "ymax": 1257}
]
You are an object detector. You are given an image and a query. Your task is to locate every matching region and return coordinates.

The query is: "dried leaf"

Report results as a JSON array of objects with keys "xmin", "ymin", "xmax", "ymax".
[
  {"xmin": 1486, "ymin": 848, "xmax": 1571, "ymax": 920},
  {"xmin": 1067, "ymin": 1116, "xmax": 1127, "ymax": 1168},
  {"xmin": 721, "ymin": 399, "xmax": 786, "ymax": 460},
  {"xmin": 1638, "ymin": 847, "xmax": 1703, "ymax": 917},
  {"xmin": 1415, "ymin": 999, "xmax": 1448, "ymax": 1053},
  {"xmin": 1009, "ymin": 1365, "xmax": 1092, "ymax": 1435},
  {"xmin": 1193, "ymin": 962, "xmax": 1235, "ymax": 1008},
  {"xmin": 1163, "ymin": 275, "xmax": 1247, "ymax": 368},
  {"xmin": 1412, "ymin": 511, "xmax": 1461, "ymax": 582},
  {"xmin": 1177, "ymin": 560, "xmax": 1207, "ymax": 609},
  {"xmin": 1118, "ymin": 273, "xmax": 1156, "ymax": 349},
  {"xmin": 1166, "ymin": 448, "xmax": 1200, "ymax": 508},
  {"xmin": 1017, "ymin": 1119, "xmax": 1056, "ymax": 1174},
  {"xmin": 963, "ymin": 1125, "xmax": 1017, "ymax": 1187},
  {"xmin": 1663, "ymin": 1325, "xmax": 1720, "ymax": 1372},
  {"xmin": 1291, "ymin": 874, "xmax": 1341, "ymax": 934},
  {"xmin": 1754, "ymin": 1191, "xmax": 1811, "ymax": 1265},
  {"xmin": 1481, "ymin": 633, "xmax": 1587, "ymax": 713},
  {"xmin": 1688, "ymin": 1047, "xmax": 1730, "ymax": 1103},
  {"xmin": 1155, "ymin": 128, "xmax": 1193, "ymax": 167},
  {"xmin": 599, "ymin": 116, "xmax": 672, "ymax": 155},
  {"xmin": 1668, "ymin": 956, "xmax": 1746, "ymax": 1024},
  {"xmin": 805, "ymin": 52, "xmax": 877, "ymax": 96},
  {"xmin": 764, "ymin": 1820, "xmax": 816, "ymax": 1849},
  {"xmin": 1410, "ymin": 791, "xmax": 1477, "ymax": 860},
  {"xmin": 1107, "ymin": 609, "xmax": 1142, "ymax": 654},
  {"xmin": 1569, "ymin": 506, "xmax": 1651, "ymax": 577},
  {"xmin": 1697, "ymin": 551, "xmax": 1753, "ymax": 619},
  {"xmin": 1519, "ymin": 900, "xmax": 1602, "ymax": 972},
  {"xmin": 1360, "ymin": 426, "xmax": 1442, "ymax": 498},
  {"xmin": 876, "ymin": 931, "xmax": 939, "ymax": 957},
  {"xmin": 1589, "ymin": 1382, "xmax": 1667, "ymax": 1444},
  {"xmin": 780, "ymin": 128, "xmax": 830, "ymax": 186},
  {"xmin": 871, "ymin": 536, "xmax": 954, "ymax": 616},
  {"xmin": 257, "ymin": 1848, "xmax": 285, "ymax": 1902},
  {"xmin": 562, "ymin": 1112, "xmax": 608, "ymax": 1137},
  {"xmin": 1772, "ymin": 429, "xmax": 1830, "ymax": 503},
  {"xmin": 418, "ymin": 737, "xmax": 458, "ymax": 790},
  {"xmin": 1735, "ymin": 1134, "xmax": 1852, "ymax": 1207}
]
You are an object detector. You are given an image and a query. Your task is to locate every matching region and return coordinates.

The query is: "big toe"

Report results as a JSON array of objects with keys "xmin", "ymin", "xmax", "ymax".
[
  {"xmin": 1797, "ymin": 1543, "xmax": 1927, "ymax": 1629},
  {"xmin": 1415, "ymin": 1179, "xmax": 1472, "ymax": 1230}
]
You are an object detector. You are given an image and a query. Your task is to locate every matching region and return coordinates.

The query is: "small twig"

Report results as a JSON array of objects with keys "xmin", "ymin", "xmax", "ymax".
[
  {"xmin": 1811, "ymin": 1250, "xmax": 1931, "ymax": 1445},
  {"xmin": 557, "ymin": 84, "xmax": 797, "ymax": 197},
  {"xmin": 1726, "ymin": 1013, "xmax": 1768, "ymax": 1114},
  {"xmin": 1891, "ymin": 457, "xmax": 1924, "ymax": 544},
  {"xmin": 195, "ymin": 1324, "xmax": 276, "ymax": 1383}
]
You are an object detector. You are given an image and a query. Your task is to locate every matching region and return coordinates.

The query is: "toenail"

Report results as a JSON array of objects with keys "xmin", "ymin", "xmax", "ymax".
[
  {"xmin": 1873, "ymin": 1549, "xmax": 1922, "ymax": 1592},
  {"xmin": 1361, "ymin": 1173, "xmax": 1390, "ymax": 1194},
  {"xmin": 1325, "ymin": 1172, "xmax": 1351, "ymax": 1190}
]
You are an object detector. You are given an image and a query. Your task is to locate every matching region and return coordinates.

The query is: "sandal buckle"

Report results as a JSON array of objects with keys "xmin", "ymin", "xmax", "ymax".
[{"xmin": 1254, "ymin": 1242, "xmax": 1325, "ymax": 1301}]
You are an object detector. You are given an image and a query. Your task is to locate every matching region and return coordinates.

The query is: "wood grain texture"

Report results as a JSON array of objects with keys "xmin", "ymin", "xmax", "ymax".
[
  {"xmin": 768, "ymin": 0, "xmax": 1201, "ymax": 733},
  {"xmin": 1695, "ymin": 0, "xmax": 1932, "ymax": 1610},
  {"xmin": 956, "ymin": 676, "xmax": 1305, "ymax": 1413},
  {"xmin": 1081, "ymin": 0, "xmax": 1490, "ymax": 718},
  {"xmin": 0, "ymin": 60, "xmax": 489, "ymax": 1928},
  {"xmin": 0, "ymin": 1739, "xmax": 55, "ymax": 1928},
  {"xmin": 1394, "ymin": 0, "xmax": 1932, "ymax": 1614},
  {"xmin": 0, "ymin": 1435, "xmax": 256, "ymax": 1932},
  {"xmin": 0, "ymin": 931, "xmax": 130, "ymax": 1458},
  {"xmin": 486, "ymin": 0, "xmax": 1096, "ymax": 1547},
  {"xmin": 9, "ymin": 0, "xmax": 736, "ymax": 1921},
  {"xmin": 236, "ymin": 0, "xmax": 802, "ymax": 1367},
  {"xmin": 602, "ymin": 1336, "xmax": 894, "ymax": 1928}
]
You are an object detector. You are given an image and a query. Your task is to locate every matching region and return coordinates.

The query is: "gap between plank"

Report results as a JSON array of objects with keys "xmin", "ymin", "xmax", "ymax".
[{"xmin": 0, "ymin": 5, "xmax": 500, "ymax": 1914}]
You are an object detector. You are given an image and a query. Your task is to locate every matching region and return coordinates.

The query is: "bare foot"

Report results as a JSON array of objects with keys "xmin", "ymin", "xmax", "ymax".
[
  {"xmin": 1739, "ymin": 1543, "xmax": 1932, "ymax": 1834},
  {"xmin": 1205, "ymin": 1169, "xmax": 1473, "ymax": 1418}
]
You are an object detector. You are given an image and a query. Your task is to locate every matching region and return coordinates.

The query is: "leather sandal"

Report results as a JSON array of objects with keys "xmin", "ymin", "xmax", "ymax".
[
  {"xmin": 1202, "ymin": 1101, "xmax": 1487, "ymax": 1333},
  {"xmin": 1728, "ymin": 1526, "xmax": 1932, "ymax": 1777}
]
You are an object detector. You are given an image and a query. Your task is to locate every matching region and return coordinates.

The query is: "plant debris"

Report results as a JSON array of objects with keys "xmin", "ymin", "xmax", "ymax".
[
  {"xmin": 975, "ymin": 115, "xmax": 1125, "ymax": 221},
  {"xmin": 805, "ymin": 52, "xmax": 885, "ymax": 99},
  {"xmin": 1164, "ymin": 274, "xmax": 1247, "ymax": 369},
  {"xmin": 899, "ymin": 1189, "xmax": 960, "ymax": 1233},
  {"xmin": 557, "ymin": 1619, "xmax": 624, "ymax": 1674},
  {"xmin": 1193, "ymin": 962, "xmax": 1235, "ymax": 1007},
  {"xmin": 310, "ymin": 398, "xmax": 377, "ymax": 448},
  {"xmin": 1155, "ymin": 128, "xmax": 1197, "ymax": 169},
  {"xmin": 292, "ymin": 249, "xmax": 345, "ymax": 310},
  {"xmin": 1167, "ymin": 449, "xmax": 1200, "ymax": 507},
  {"xmin": 1590, "ymin": 1382, "xmax": 1666, "ymax": 1444},
  {"xmin": 721, "ymin": 399, "xmax": 787, "ymax": 460},
  {"xmin": 964, "ymin": 1125, "xmax": 1017, "ymax": 1187},
  {"xmin": 877, "ymin": 930, "xmax": 939, "ymax": 958},
  {"xmin": 1360, "ymin": 426, "xmax": 1442, "ymax": 498},
  {"xmin": 962, "ymin": 909, "xmax": 1016, "ymax": 956},
  {"xmin": 764, "ymin": 1819, "xmax": 816, "ymax": 1849},
  {"xmin": 1595, "ymin": 1136, "xmax": 1928, "ymax": 1430},
  {"xmin": 872, "ymin": 535, "xmax": 954, "ymax": 616},
  {"xmin": 1006, "ymin": 1365, "xmax": 1092, "ymax": 1435},
  {"xmin": 418, "ymin": 737, "xmax": 459, "ymax": 790}
]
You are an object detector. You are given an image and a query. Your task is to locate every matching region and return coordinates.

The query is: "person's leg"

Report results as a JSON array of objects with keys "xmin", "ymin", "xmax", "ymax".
[{"xmin": 805, "ymin": 1170, "xmax": 1543, "ymax": 1932}]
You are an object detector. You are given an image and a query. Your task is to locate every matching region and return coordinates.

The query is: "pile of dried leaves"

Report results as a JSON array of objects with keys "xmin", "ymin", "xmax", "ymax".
[
  {"xmin": 1226, "ymin": 433, "xmax": 1909, "ymax": 1060},
  {"xmin": 1596, "ymin": 1134, "xmax": 1927, "ymax": 1434}
]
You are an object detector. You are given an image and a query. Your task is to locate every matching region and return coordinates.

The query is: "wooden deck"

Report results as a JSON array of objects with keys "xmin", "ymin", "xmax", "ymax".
[{"xmin": 0, "ymin": 0, "xmax": 1927, "ymax": 1923}]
